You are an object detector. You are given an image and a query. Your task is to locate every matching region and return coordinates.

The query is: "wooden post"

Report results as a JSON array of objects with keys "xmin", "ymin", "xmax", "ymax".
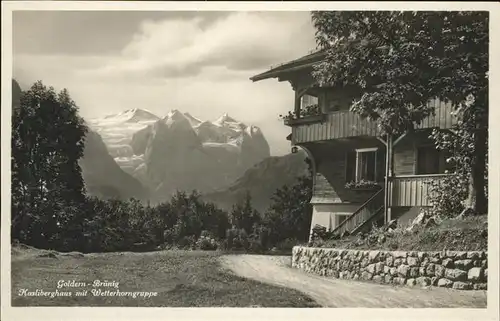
[
  {"xmin": 355, "ymin": 151, "xmax": 360, "ymax": 182},
  {"xmin": 387, "ymin": 132, "xmax": 405, "ymax": 223},
  {"xmin": 384, "ymin": 134, "xmax": 393, "ymax": 224},
  {"xmin": 387, "ymin": 134, "xmax": 393, "ymax": 223},
  {"xmin": 294, "ymin": 90, "xmax": 301, "ymax": 118},
  {"xmin": 294, "ymin": 87, "xmax": 310, "ymax": 118}
]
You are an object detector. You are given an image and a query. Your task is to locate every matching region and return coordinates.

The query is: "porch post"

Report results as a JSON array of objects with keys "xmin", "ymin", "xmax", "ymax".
[
  {"xmin": 384, "ymin": 134, "xmax": 393, "ymax": 224},
  {"xmin": 299, "ymin": 144, "xmax": 316, "ymax": 242},
  {"xmin": 387, "ymin": 134, "xmax": 393, "ymax": 223},
  {"xmin": 294, "ymin": 90, "xmax": 301, "ymax": 118},
  {"xmin": 294, "ymin": 87, "xmax": 308, "ymax": 118}
]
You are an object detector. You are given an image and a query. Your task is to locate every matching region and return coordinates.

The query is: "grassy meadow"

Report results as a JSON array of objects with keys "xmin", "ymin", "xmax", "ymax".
[{"xmin": 11, "ymin": 246, "xmax": 318, "ymax": 307}]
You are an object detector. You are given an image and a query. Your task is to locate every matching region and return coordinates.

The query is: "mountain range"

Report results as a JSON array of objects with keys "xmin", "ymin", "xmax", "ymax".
[
  {"xmin": 12, "ymin": 79, "xmax": 308, "ymax": 211},
  {"xmin": 87, "ymin": 108, "xmax": 271, "ymax": 203}
]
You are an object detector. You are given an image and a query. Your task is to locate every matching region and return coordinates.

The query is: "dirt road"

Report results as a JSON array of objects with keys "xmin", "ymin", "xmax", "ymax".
[{"xmin": 219, "ymin": 255, "xmax": 487, "ymax": 308}]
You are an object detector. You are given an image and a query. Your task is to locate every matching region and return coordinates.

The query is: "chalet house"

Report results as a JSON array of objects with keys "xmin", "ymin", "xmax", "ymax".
[{"xmin": 251, "ymin": 50, "xmax": 456, "ymax": 238}]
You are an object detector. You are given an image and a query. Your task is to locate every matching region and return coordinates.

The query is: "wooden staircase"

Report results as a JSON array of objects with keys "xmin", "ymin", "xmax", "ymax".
[{"xmin": 332, "ymin": 189, "xmax": 385, "ymax": 237}]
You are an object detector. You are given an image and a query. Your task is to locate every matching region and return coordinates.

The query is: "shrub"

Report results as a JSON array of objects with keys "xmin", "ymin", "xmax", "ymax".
[
  {"xmin": 229, "ymin": 193, "xmax": 261, "ymax": 235},
  {"xmin": 225, "ymin": 228, "xmax": 249, "ymax": 250},
  {"xmin": 275, "ymin": 238, "xmax": 300, "ymax": 252},
  {"xmin": 163, "ymin": 228, "xmax": 175, "ymax": 244},
  {"xmin": 263, "ymin": 174, "xmax": 313, "ymax": 246},
  {"xmin": 310, "ymin": 224, "xmax": 337, "ymax": 241},
  {"xmin": 248, "ymin": 238, "xmax": 265, "ymax": 253},
  {"xmin": 250, "ymin": 225, "xmax": 272, "ymax": 251},
  {"xmin": 195, "ymin": 236, "xmax": 218, "ymax": 251},
  {"xmin": 177, "ymin": 235, "xmax": 197, "ymax": 250},
  {"xmin": 427, "ymin": 174, "xmax": 468, "ymax": 218}
]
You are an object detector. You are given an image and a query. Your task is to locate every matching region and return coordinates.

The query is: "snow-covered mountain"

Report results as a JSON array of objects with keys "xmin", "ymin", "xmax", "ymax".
[
  {"xmin": 87, "ymin": 108, "xmax": 159, "ymax": 159},
  {"xmin": 86, "ymin": 108, "xmax": 270, "ymax": 202}
]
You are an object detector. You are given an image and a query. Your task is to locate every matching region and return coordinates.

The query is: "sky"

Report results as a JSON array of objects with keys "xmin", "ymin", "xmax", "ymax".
[{"xmin": 13, "ymin": 11, "xmax": 317, "ymax": 156}]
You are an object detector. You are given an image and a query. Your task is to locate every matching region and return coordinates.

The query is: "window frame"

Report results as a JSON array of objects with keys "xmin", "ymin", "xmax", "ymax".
[
  {"xmin": 415, "ymin": 144, "xmax": 442, "ymax": 175},
  {"xmin": 345, "ymin": 147, "xmax": 379, "ymax": 183}
]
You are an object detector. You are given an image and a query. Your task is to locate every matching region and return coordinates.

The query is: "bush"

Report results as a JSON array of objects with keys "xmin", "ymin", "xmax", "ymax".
[
  {"xmin": 275, "ymin": 238, "xmax": 300, "ymax": 252},
  {"xmin": 177, "ymin": 235, "xmax": 197, "ymax": 250},
  {"xmin": 310, "ymin": 224, "xmax": 337, "ymax": 241},
  {"xmin": 250, "ymin": 225, "xmax": 272, "ymax": 251},
  {"xmin": 225, "ymin": 228, "xmax": 249, "ymax": 250},
  {"xmin": 427, "ymin": 174, "xmax": 468, "ymax": 218},
  {"xmin": 263, "ymin": 174, "xmax": 313, "ymax": 246},
  {"xmin": 195, "ymin": 236, "xmax": 218, "ymax": 251}
]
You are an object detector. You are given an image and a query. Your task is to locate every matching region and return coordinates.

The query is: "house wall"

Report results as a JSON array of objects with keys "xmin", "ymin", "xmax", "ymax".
[
  {"xmin": 305, "ymin": 140, "xmax": 385, "ymax": 233},
  {"xmin": 318, "ymin": 86, "xmax": 359, "ymax": 113},
  {"xmin": 309, "ymin": 204, "xmax": 360, "ymax": 235},
  {"xmin": 394, "ymin": 140, "xmax": 416, "ymax": 175},
  {"xmin": 393, "ymin": 131, "xmax": 448, "ymax": 176},
  {"xmin": 391, "ymin": 207, "xmax": 423, "ymax": 226},
  {"xmin": 304, "ymin": 132, "xmax": 448, "ymax": 234},
  {"xmin": 309, "ymin": 140, "xmax": 384, "ymax": 205}
]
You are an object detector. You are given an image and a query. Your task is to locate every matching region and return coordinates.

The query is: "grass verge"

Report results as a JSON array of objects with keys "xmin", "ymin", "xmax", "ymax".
[
  {"xmin": 313, "ymin": 215, "xmax": 488, "ymax": 252},
  {"xmin": 11, "ymin": 246, "xmax": 319, "ymax": 307}
]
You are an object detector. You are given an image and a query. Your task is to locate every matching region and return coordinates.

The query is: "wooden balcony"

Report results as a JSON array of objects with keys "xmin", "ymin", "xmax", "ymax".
[
  {"xmin": 289, "ymin": 99, "xmax": 458, "ymax": 144},
  {"xmin": 390, "ymin": 174, "xmax": 451, "ymax": 207}
]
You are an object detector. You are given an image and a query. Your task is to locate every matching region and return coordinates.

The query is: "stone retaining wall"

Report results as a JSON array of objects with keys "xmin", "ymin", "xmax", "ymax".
[{"xmin": 292, "ymin": 247, "xmax": 487, "ymax": 290}]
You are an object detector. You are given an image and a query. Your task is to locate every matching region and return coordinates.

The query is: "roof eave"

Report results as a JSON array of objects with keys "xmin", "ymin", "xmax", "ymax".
[
  {"xmin": 250, "ymin": 61, "xmax": 320, "ymax": 82},
  {"xmin": 250, "ymin": 50, "xmax": 327, "ymax": 82}
]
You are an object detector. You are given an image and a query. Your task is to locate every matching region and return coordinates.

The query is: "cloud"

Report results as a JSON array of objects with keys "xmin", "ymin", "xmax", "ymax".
[
  {"xmin": 13, "ymin": 11, "xmax": 230, "ymax": 56},
  {"xmin": 84, "ymin": 11, "xmax": 316, "ymax": 79},
  {"xmin": 13, "ymin": 11, "xmax": 316, "ymax": 155}
]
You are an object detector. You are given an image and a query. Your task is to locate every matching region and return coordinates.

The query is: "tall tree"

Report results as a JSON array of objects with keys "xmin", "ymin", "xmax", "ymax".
[
  {"xmin": 229, "ymin": 192, "xmax": 261, "ymax": 234},
  {"xmin": 11, "ymin": 81, "xmax": 88, "ymax": 247},
  {"xmin": 311, "ymin": 11, "xmax": 488, "ymax": 214},
  {"xmin": 264, "ymin": 175, "xmax": 313, "ymax": 243}
]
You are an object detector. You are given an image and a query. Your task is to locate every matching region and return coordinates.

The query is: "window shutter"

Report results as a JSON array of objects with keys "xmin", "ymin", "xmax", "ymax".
[
  {"xmin": 345, "ymin": 151, "xmax": 356, "ymax": 182},
  {"xmin": 417, "ymin": 146, "xmax": 440, "ymax": 174},
  {"xmin": 376, "ymin": 149, "xmax": 385, "ymax": 182}
]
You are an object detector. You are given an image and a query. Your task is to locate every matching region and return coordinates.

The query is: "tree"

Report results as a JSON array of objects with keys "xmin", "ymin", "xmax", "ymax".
[
  {"xmin": 11, "ymin": 81, "xmax": 88, "ymax": 247},
  {"xmin": 264, "ymin": 174, "xmax": 313, "ymax": 244},
  {"xmin": 311, "ymin": 11, "xmax": 488, "ymax": 214},
  {"xmin": 229, "ymin": 192, "xmax": 261, "ymax": 234}
]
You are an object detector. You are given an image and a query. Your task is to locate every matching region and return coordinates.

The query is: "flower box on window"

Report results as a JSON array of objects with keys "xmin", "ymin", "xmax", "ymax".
[
  {"xmin": 280, "ymin": 104, "xmax": 326, "ymax": 125},
  {"xmin": 345, "ymin": 180, "xmax": 382, "ymax": 191}
]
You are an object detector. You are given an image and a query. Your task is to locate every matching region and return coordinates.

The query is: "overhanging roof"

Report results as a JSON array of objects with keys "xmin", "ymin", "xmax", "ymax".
[{"xmin": 250, "ymin": 49, "xmax": 326, "ymax": 82}]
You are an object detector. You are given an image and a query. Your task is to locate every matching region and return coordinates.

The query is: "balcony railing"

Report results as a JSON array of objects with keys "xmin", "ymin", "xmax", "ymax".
[
  {"xmin": 288, "ymin": 99, "xmax": 458, "ymax": 144},
  {"xmin": 390, "ymin": 174, "xmax": 451, "ymax": 207}
]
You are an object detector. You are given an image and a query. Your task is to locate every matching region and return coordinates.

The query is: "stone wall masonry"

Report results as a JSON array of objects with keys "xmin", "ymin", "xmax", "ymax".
[{"xmin": 292, "ymin": 247, "xmax": 487, "ymax": 290}]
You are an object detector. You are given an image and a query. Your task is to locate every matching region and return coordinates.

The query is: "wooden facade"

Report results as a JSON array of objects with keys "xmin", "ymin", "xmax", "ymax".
[
  {"xmin": 307, "ymin": 133, "xmax": 451, "ymax": 210},
  {"xmin": 308, "ymin": 141, "xmax": 385, "ymax": 205},
  {"xmin": 289, "ymin": 99, "xmax": 457, "ymax": 145},
  {"xmin": 390, "ymin": 174, "xmax": 449, "ymax": 207}
]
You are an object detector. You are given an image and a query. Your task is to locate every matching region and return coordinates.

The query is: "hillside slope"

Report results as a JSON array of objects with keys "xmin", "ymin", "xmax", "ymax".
[{"xmin": 202, "ymin": 152, "xmax": 309, "ymax": 212}]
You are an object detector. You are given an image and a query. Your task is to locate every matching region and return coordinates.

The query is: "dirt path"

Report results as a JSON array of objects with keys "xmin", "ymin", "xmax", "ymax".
[{"xmin": 219, "ymin": 255, "xmax": 487, "ymax": 308}]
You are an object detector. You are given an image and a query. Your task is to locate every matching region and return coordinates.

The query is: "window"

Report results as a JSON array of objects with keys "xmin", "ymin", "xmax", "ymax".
[
  {"xmin": 416, "ymin": 145, "xmax": 441, "ymax": 174},
  {"xmin": 346, "ymin": 148, "xmax": 379, "ymax": 182},
  {"xmin": 336, "ymin": 214, "xmax": 350, "ymax": 227},
  {"xmin": 301, "ymin": 95, "xmax": 318, "ymax": 108},
  {"xmin": 358, "ymin": 150, "xmax": 376, "ymax": 181}
]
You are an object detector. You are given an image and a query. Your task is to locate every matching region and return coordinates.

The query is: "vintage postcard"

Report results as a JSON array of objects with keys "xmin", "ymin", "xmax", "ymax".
[{"xmin": 1, "ymin": 1, "xmax": 499, "ymax": 321}]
